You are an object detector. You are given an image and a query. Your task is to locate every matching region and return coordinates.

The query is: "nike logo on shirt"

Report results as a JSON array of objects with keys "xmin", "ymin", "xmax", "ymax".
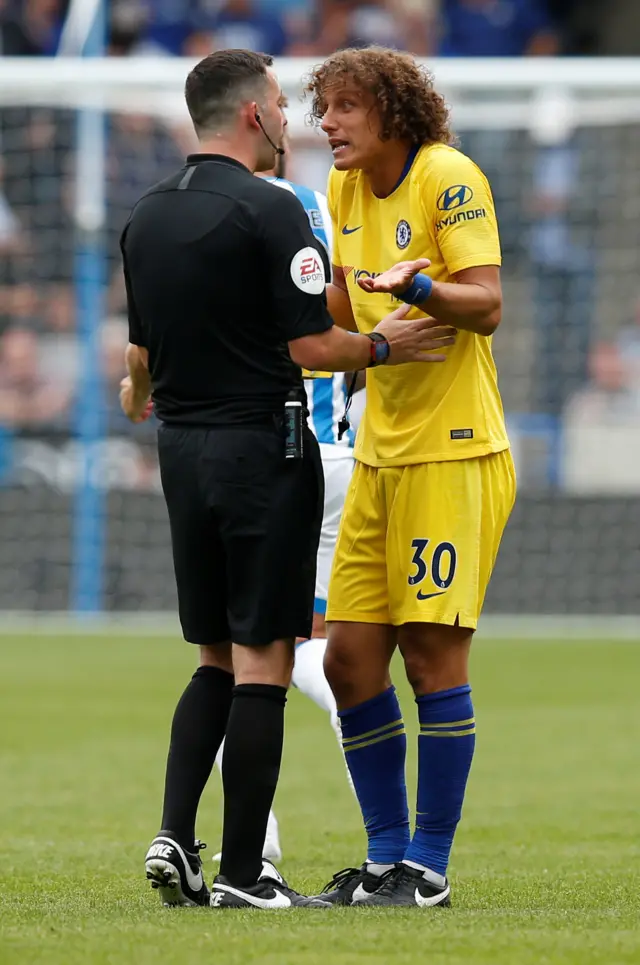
[
  {"xmin": 342, "ymin": 224, "xmax": 362, "ymax": 234},
  {"xmin": 416, "ymin": 590, "xmax": 446, "ymax": 601}
]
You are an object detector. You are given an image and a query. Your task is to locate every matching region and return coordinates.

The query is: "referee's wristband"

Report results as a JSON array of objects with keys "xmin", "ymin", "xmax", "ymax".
[
  {"xmin": 399, "ymin": 273, "xmax": 433, "ymax": 305},
  {"xmin": 365, "ymin": 332, "xmax": 390, "ymax": 367}
]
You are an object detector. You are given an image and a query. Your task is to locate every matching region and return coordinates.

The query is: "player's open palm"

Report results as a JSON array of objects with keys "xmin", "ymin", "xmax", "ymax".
[
  {"xmin": 358, "ymin": 258, "xmax": 431, "ymax": 295},
  {"xmin": 375, "ymin": 304, "xmax": 456, "ymax": 364}
]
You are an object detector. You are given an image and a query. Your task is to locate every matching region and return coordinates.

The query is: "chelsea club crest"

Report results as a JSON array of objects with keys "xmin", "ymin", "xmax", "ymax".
[{"xmin": 396, "ymin": 219, "xmax": 411, "ymax": 249}]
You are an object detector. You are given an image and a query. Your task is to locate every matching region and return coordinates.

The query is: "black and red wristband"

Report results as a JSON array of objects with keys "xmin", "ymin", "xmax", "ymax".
[{"xmin": 365, "ymin": 332, "xmax": 390, "ymax": 366}]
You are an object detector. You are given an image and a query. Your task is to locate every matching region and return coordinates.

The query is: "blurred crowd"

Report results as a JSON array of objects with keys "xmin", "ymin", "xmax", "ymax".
[
  {"xmin": 1, "ymin": 0, "xmax": 637, "ymax": 59},
  {"xmin": 0, "ymin": 102, "xmax": 183, "ymax": 443}
]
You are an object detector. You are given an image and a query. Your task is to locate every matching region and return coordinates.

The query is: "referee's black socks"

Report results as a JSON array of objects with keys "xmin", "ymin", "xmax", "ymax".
[
  {"xmin": 160, "ymin": 665, "xmax": 234, "ymax": 851},
  {"xmin": 219, "ymin": 683, "xmax": 287, "ymax": 888}
]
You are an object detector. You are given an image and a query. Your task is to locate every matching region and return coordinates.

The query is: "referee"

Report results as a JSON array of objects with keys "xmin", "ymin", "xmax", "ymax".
[{"xmin": 119, "ymin": 49, "xmax": 456, "ymax": 911}]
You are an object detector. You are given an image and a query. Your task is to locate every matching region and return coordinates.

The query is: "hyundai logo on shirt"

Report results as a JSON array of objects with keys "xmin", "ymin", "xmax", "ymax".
[{"xmin": 437, "ymin": 184, "xmax": 474, "ymax": 211}]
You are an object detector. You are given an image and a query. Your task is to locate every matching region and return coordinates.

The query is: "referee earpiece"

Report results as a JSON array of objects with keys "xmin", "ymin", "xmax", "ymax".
[{"xmin": 254, "ymin": 111, "xmax": 285, "ymax": 156}]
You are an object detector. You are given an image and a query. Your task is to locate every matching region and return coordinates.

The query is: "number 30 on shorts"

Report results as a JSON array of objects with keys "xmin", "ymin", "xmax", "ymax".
[{"xmin": 408, "ymin": 538, "xmax": 457, "ymax": 595}]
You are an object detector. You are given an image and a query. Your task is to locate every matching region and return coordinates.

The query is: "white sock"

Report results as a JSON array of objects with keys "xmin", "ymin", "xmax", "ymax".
[
  {"xmin": 403, "ymin": 859, "xmax": 446, "ymax": 889},
  {"xmin": 367, "ymin": 862, "xmax": 395, "ymax": 877},
  {"xmin": 263, "ymin": 809, "xmax": 281, "ymax": 858},
  {"xmin": 293, "ymin": 638, "xmax": 356, "ymax": 797},
  {"xmin": 292, "ymin": 638, "xmax": 335, "ymax": 713},
  {"xmin": 214, "ymin": 740, "xmax": 224, "ymax": 776}
]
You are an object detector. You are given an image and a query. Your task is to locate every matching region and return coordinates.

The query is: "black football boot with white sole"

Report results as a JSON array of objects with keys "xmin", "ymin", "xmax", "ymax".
[
  {"xmin": 317, "ymin": 864, "xmax": 392, "ymax": 906},
  {"xmin": 356, "ymin": 863, "xmax": 451, "ymax": 908},
  {"xmin": 145, "ymin": 832, "xmax": 209, "ymax": 907},
  {"xmin": 210, "ymin": 860, "xmax": 331, "ymax": 909}
]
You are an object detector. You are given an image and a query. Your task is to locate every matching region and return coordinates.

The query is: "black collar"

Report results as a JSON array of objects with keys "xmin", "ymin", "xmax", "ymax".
[{"xmin": 186, "ymin": 153, "xmax": 250, "ymax": 173}]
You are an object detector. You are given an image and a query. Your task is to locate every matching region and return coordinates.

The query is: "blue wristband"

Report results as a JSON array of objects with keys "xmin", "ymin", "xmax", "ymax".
[{"xmin": 400, "ymin": 273, "xmax": 433, "ymax": 305}]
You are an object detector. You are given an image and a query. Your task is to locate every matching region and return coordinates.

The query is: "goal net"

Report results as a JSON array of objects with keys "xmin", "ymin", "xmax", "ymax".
[{"xmin": 0, "ymin": 56, "xmax": 638, "ymax": 622}]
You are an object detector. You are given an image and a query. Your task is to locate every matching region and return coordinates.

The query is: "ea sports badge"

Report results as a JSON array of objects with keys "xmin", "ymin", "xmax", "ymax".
[
  {"xmin": 396, "ymin": 220, "xmax": 411, "ymax": 249},
  {"xmin": 290, "ymin": 246, "xmax": 326, "ymax": 295}
]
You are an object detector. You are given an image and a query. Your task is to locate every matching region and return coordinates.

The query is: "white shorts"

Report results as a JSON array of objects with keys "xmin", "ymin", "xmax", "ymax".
[{"xmin": 315, "ymin": 445, "xmax": 354, "ymax": 613}]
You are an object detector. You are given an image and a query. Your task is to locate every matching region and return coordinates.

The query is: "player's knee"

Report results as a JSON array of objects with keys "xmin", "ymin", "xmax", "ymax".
[
  {"xmin": 323, "ymin": 642, "xmax": 349, "ymax": 688},
  {"xmin": 402, "ymin": 647, "xmax": 436, "ymax": 693},
  {"xmin": 405, "ymin": 656, "xmax": 468, "ymax": 695},
  {"xmin": 400, "ymin": 623, "xmax": 473, "ymax": 695},
  {"xmin": 199, "ymin": 642, "xmax": 233, "ymax": 674},
  {"xmin": 233, "ymin": 639, "xmax": 295, "ymax": 687},
  {"xmin": 323, "ymin": 641, "xmax": 362, "ymax": 702},
  {"xmin": 324, "ymin": 640, "xmax": 391, "ymax": 709}
]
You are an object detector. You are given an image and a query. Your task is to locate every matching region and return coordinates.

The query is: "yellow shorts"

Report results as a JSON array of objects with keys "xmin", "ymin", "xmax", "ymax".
[{"xmin": 326, "ymin": 449, "xmax": 516, "ymax": 630}]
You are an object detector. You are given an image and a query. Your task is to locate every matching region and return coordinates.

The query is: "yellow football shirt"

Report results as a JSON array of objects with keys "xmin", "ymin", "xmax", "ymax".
[{"xmin": 328, "ymin": 142, "xmax": 510, "ymax": 467}]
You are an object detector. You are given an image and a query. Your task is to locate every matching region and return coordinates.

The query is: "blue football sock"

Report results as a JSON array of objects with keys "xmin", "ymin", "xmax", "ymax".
[
  {"xmin": 339, "ymin": 686, "xmax": 410, "ymax": 863},
  {"xmin": 404, "ymin": 685, "xmax": 476, "ymax": 878}
]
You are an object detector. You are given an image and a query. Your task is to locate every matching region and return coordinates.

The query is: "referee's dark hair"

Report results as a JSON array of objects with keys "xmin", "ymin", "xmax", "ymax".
[{"xmin": 185, "ymin": 49, "xmax": 274, "ymax": 136}]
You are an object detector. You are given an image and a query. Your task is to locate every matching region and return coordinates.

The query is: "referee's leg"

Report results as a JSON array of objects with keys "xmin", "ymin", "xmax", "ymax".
[
  {"xmin": 215, "ymin": 451, "xmax": 349, "ymax": 867},
  {"xmin": 145, "ymin": 426, "xmax": 235, "ymax": 907},
  {"xmin": 215, "ymin": 426, "xmax": 324, "ymax": 892},
  {"xmin": 218, "ymin": 638, "xmax": 294, "ymax": 887}
]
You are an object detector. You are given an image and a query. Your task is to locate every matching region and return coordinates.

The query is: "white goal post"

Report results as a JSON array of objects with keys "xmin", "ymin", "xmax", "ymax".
[{"xmin": 2, "ymin": 56, "xmax": 640, "ymax": 137}]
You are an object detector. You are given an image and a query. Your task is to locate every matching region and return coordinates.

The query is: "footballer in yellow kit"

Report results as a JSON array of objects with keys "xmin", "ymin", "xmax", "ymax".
[
  {"xmin": 305, "ymin": 47, "xmax": 516, "ymax": 909},
  {"xmin": 326, "ymin": 138, "xmax": 515, "ymax": 630}
]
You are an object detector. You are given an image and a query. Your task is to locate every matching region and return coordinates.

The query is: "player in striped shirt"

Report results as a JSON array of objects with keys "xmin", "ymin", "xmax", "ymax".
[
  {"xmin": 213, "ymin": 146, "xmax": 359, "ymax": 862},
  {"xmin": 265, "ymin": 164, "xmax": 357, "ymax": 654}
]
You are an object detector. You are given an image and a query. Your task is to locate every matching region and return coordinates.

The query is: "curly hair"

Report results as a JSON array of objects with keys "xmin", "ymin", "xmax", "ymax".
[{"xmin": 305, "ymin": 47, "xmax": 455, "ymax": 147}]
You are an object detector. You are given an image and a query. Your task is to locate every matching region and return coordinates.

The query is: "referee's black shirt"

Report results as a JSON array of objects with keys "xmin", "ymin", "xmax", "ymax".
[{"xmin": 120, "ymin": 154, "xmax": 333, "ymax": 426}]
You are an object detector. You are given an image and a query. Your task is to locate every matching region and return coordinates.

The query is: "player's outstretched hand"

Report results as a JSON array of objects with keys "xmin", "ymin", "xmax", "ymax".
[
  {"xmin": 374, "ymin": 304, "xmax": 456, "ymax": 364},
  {"xmin": 358, "ymin": 258, "xmax": 431, "ymax": 295},
  {"xmin": 120, "ymin": 376, "xmax": 153, "ymax": 423}
]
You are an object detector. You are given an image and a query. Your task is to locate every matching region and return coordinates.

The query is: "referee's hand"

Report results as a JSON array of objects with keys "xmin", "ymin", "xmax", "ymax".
[
  {"xmin": 120, "ymin": 376, "xmax": 153, "ymax": 423},
  {"xmin": 374, "ymin": 304, "xmax": 456, "ymax": 364}
]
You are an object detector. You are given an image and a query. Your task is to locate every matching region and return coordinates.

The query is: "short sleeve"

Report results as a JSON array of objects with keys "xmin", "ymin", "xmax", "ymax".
[
  {"xmin": 428, "ymin": 151, "xmax": 502, "ymax": 275},
  {"xmin": 120, "ymin": 223, "xmax": 147, "ymax": 348},
  {"xmin": 326, "ymin": 167, "xmax": 341, "ymax": 267},
  {"xmin": 260, "ymin": 186, "xmax": 334, "ymax": 342}
]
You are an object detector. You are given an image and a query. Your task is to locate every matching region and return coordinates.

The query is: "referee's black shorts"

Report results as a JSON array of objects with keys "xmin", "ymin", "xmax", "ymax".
[{"xmin": 157, "ymin": 422, "xmax": 324, "ymax": 647}]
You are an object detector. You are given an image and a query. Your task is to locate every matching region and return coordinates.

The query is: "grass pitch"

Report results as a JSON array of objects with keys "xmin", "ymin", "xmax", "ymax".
[{"xmin": 0, "ymin": 634, "xmax": 638, "ymax": 965}]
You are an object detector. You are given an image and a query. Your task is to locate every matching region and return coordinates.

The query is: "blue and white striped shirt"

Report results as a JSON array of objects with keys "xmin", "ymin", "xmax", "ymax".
[{"xmin": 266, "ymin": 177, "xmax": 354, "ymax": 454}]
